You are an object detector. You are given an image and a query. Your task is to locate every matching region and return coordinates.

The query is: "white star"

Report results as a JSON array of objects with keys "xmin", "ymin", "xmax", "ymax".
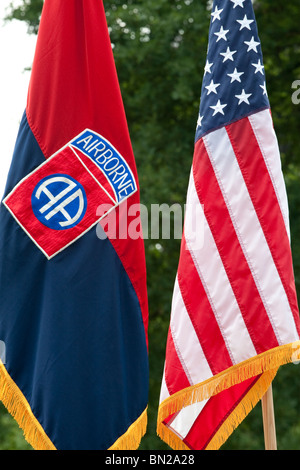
[
  {"xmin": 244, "ymin": 36, "xmax": 260, "ymax": 52},
  {"xmin": 260, "ymin": 82, "xmax": 268, "ymax": 95},
  {"xmin": 252, "ymin": 59, "xmax": 265, "ymax": 74},
  {"xmin": 197, "ymin": 115, "xmax": 204, "ymax": 127},
  {"xmin": 205, "ymin": 79, "xmax": 221, "ymax": 95},
  {"xmin": 235, "ymin": 89, "xmax": 252, "ymax": 105},
  {"xmin": 211, "ymin": 5, "xmax": 223, "ymax": 22},
  {"xmin": 236, "ymin": 15, "xmax": 255, "ymax": 30},
  {"xmin": 210, "ymin": 99, "xmax": 227, "ymax": 116},
  {"xmin": 214, "ymin": 25, "xmax": 229, "ymax": 42},
  {"xmin": 204, "ymin": 60, "xmax": 213, "ymax": 75},
  {"xmin": 227, "ymin": 67, "xmax": 244, "ymax": 83},
  {"xmin": 220, "ymin": 47, "xmax": 237, "ymax": 62},
  {"xmin": 230, "ymin": 0, "xmax": 245, "ymax": 8}
]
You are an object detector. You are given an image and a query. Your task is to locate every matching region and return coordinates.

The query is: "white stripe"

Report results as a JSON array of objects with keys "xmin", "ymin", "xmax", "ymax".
[
  {"xmin": 158, "ymin": 327, "xmax": 209, "ymax": 441},
  {"xmin": 159, "ymin": 365, "xmax": 170, "ymax": 404},
  {"xmin": 203, "ymin": 127, "xmax": 299, "ymax": 345},
  {"xmin": 168, "ymin": 400, "xmax": 209, "ymax": 440},
  {"xmin": 170, "ymin": 277, "xmax": 213, "ymax": 385},
  {"xmin": 168, "ymin": 276, "xmax": 211, "ymax": 440},
  {"xmin": 249, "ymin": 110, "xmax": 291, "ymax": 241},
  {"xmin": 184, "ymin": 171, "xmax": 257, "ymax": 363},
  {"xmin": 163, "ymin": 274, "xmax": 213, "ymax": 441}
]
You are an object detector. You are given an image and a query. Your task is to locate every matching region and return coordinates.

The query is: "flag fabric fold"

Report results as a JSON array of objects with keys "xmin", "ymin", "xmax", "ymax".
[
  {"xmin": 0, "ymin": 0, "xmax": 148, "ymax": 450},
  {"xmin": 157, "ymin": 0, "xmax": 300, "ymax": 450}
]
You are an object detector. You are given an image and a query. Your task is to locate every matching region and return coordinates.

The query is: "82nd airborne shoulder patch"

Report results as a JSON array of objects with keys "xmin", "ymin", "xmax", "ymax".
[{"xmin": 3, "ymin": 130, "xmax": 137, "ymax": 259}]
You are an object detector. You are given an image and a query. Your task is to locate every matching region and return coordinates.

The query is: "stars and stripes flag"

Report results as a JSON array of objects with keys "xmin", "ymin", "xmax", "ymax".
[
  {"xmin": 157, "ymin": 0, "xmax": 300, "ymax": 450},
  {"xmin": 0, "ymin": 0, "xmax": 148, "ymax": 450}
]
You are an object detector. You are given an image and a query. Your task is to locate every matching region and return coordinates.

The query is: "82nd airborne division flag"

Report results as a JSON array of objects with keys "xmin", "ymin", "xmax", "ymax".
[{"xmin": 0, "ymin": 0, "xmax": 149, "ymax": 450}]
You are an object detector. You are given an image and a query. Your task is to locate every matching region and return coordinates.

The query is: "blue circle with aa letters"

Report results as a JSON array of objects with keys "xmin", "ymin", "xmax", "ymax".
[{"xmin": 31, "ymin": 174, "xmax": 87, "ymax": 230}]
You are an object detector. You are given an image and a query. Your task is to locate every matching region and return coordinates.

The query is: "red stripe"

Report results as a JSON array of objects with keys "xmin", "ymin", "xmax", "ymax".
[
  {"xmin": 164, "ymin": 327, "xmax": 190, "ymax": 396},
  {"xmin": 183, "ymin": 375, "xmax": 260, "ymax": 450},
  {"xmin": 178, "ymin": 237, "xmax": 233, "ymax": 375},
  {"xmin": 226, "ymin": 118, "xmax": 300, "ymax": 336},
  {"xmin": 193, "ymin": 138, "xmax": 279, "ymax": 353}
]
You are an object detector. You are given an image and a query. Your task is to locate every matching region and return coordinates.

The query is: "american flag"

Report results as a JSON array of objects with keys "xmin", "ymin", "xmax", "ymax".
[{"xmin": 157, "ymin": 0, "xmax": 300, "ymax": 450}]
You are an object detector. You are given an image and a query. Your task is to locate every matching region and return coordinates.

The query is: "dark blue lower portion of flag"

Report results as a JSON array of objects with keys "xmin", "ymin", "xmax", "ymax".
[{"xmin": 0, "ymin": 113, "xmax": 149, "ymax": 450}]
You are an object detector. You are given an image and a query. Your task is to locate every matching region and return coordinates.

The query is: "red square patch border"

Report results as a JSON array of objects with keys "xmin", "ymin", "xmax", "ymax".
[{"xmin": 3, "ymin": 144, "xmax": 120, "ymax": 260}]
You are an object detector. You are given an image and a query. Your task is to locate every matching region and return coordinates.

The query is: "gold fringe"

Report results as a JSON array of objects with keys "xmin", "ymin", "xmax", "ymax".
[
  {"xmin": 109, "ymin": 408, "xmax": 148, "ymax": 450},
  {"xmin": 0, "ymin": 360, "xmax": 56, "ymax": 450},
  {"xmin": 157, "ymin": 342, "xmax": 300, "ymax": 450},
  {"xmin": 206, "ymin": 368, "xmax": 277, "ymax": 450},
  {"xmin": 0, "ymin": 360, "xmax": 148, "ymax": 450}
]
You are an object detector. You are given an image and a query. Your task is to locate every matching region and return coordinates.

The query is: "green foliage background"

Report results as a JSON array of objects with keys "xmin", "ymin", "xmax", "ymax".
[{"xmin": 1, "ymin": 0, "xmax": 299, "ymax": 450}]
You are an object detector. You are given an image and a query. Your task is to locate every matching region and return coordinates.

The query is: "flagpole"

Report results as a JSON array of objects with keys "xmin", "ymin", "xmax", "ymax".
[{"xmin": 261, "ymin": 384, "xmax": 277, "ymax": 450}]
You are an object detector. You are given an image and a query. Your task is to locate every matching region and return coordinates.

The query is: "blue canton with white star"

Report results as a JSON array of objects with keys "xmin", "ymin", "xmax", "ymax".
[{"xmin": 195, "ymin": 0, "xmax": 270, "ymax": 143}]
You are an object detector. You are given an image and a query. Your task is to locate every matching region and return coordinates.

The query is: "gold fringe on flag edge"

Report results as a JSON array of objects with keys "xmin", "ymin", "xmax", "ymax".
[
  {"xmin": 0, "ymin": 360, "xmax": 147, "ymax": 450},
  {"xmin": 109, "ymin": 408, "xmax": 148, "ymax": 450},
  {"xmin": 157, "ymin": 341, "xmax": 300, "ymax": 450}
]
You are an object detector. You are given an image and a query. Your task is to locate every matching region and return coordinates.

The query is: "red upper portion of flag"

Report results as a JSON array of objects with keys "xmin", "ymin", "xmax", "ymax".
[
  {"xmin": 26, "ymin": 0, "xmax": 148, "ymax": 339},
  {"xmin": 27, "ymin": 1, "xmax": 130, "ymax": 163}
]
